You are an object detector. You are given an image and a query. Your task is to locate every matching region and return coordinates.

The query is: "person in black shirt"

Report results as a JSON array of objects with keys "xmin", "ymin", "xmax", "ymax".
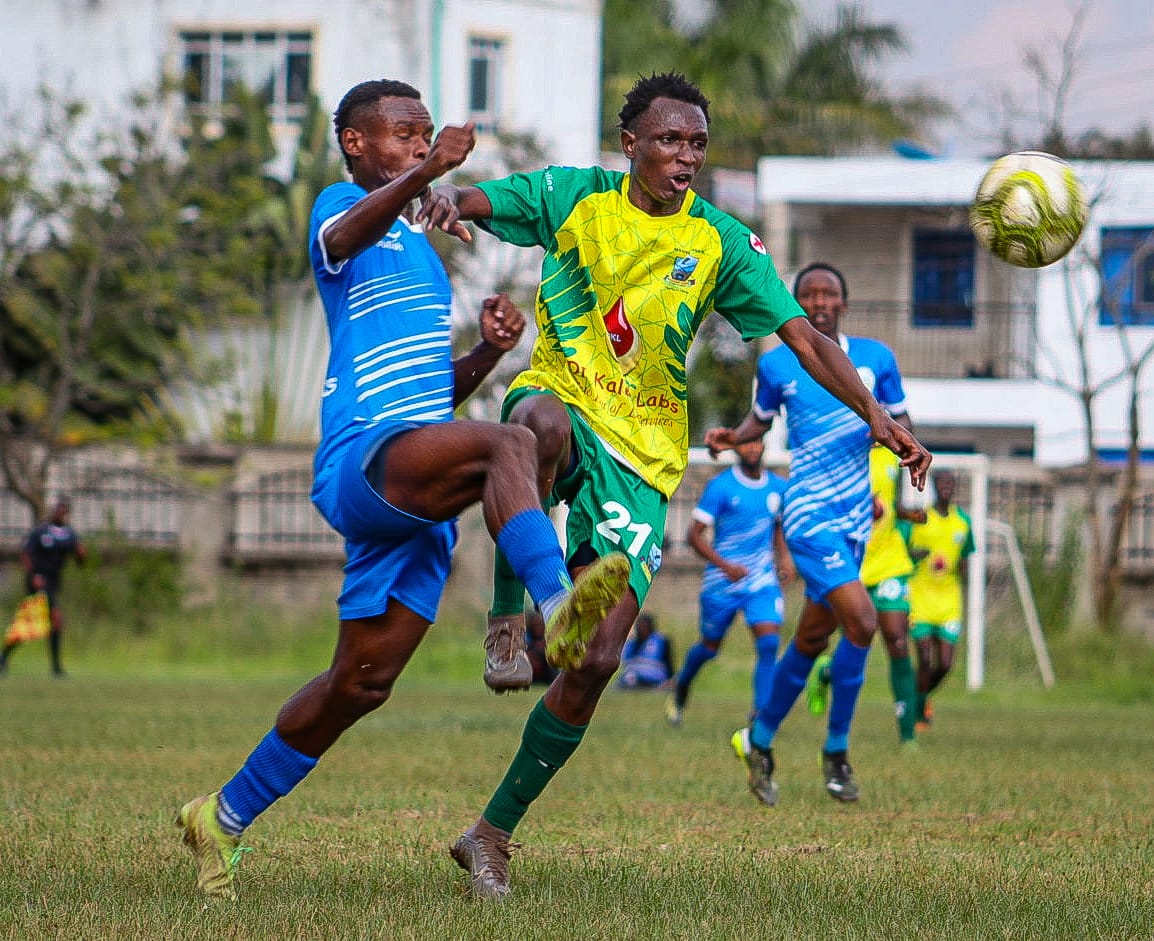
[{"xmin": 1, "ymin": 496, "xmax": 86, "ymax": 677}]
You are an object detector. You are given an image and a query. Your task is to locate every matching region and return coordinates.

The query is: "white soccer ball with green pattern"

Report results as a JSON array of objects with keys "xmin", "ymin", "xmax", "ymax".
[{"xmin": 970, "ymin": 151, "xmax": 1087, "ymax": 268}]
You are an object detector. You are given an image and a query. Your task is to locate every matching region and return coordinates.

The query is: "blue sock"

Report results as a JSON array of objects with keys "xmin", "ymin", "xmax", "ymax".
[
  {"xmin": 495, "ymin": 509, "xmax": 572, "ymax": 609},
  {"xmin": 751, "ymin": 641, "xmax": 812, "ymax": 750},
  {"xmin": 752, "ymin": 633, "xmax": 780, "ymax": 713},
  {"xmin": 676, "ymin": 641, "xmax": 717, "ymax": 694},
  {"xmin": 217, "ymin": 728, "xmax": 319, "ymax": 834},
  {"xmin": 825, "ymin": 636, "xmax": 871, "ymax": 754}
]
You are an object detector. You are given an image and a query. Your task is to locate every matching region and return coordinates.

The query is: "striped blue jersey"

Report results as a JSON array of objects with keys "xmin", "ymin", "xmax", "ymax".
[
  {"xmin": 693, "ymin": 467, "xmax": 787, "ymax": 595},
  {"xmin": 309, "ymin": 182, "xmax": 454, "ymax": 473},
  {"xmin": 754, "ymin": 335, "xmax": 907, "ymax": 544}
]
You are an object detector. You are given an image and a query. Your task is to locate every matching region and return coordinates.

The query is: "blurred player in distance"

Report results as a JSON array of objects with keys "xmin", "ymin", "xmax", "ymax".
[
  {"xmin": 904, "ymin": 469, "xmax": 975, "ymax": 727},
  {"xmin": 665, "ymin": 437, "xmax": 793, "ymax": 727},
  {"xmin": 618, "ymin": 612, "xmax": 675, "ymax": 689},
  {"xmin": 808, "ymin": 444, "xmax": 926, "ymax": 747}
]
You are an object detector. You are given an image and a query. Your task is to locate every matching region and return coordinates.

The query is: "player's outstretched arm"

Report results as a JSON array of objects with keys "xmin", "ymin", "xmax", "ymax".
[
  {"xmin": 417, "ymin": 183, "xmax": 494, "ymax": 241},
  {"xmin": 776, "ymin": 317, "xmax": 932, "ymax": 489},
  {"xmin": 325, "ymin": 123, "xmax": 478, "ymax": 262},
  {"xmin": 452, "ymin": 293, "xmax": 525, "ymax": 405},
  {"xmin": 703, "ymin": 414, "xmax": 772, "ymax": 459}
]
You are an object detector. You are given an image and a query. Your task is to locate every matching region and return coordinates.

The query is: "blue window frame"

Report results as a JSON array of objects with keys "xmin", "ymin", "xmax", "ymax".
[
  {"xmin": 1100, "ymin": 227, "xmax": 1154, "ymax": 326},
  {"xmin": 912, "ymin": 229, "xmax": 975, "ymax": 327}
]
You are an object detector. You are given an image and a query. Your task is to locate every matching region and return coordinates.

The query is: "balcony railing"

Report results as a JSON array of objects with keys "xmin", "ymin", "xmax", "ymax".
[{"xmin": 826, "ymin": 302, "xmax": 1037, "ymax": 380}]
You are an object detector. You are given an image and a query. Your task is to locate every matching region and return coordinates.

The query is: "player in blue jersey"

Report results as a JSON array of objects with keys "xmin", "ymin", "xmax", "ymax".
[
  {"xmin": 706, "ymin": 262, "xmax": 923, "ymax": 806},
  {"xmin": 174, "ymin": 79, "xmax": 629, "ymax": 902},
  {"xmin": 664, "ymin": 437, "xmax": 793, "ymax": 727}
]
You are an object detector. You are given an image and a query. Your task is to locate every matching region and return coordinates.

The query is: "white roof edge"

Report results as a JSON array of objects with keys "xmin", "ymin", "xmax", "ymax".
[{"xmin": 756, "ymin": 156, "xmax": 1154, "ymax": 207}]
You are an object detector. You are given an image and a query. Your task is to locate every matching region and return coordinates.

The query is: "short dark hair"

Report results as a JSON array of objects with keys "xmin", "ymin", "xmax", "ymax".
[
  {"xmin": 333, "ymin": 80, "xmax": 422, "ymax": 171},
  {"xmin": 618, "ymin": 72, "xmax": 710, "ymax": 131},
  {"xmin": 792, "ymin": 262, "xmax": 848, "ymax": 302}
]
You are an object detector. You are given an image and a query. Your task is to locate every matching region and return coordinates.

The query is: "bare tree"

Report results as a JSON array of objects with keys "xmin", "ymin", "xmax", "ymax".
[{"xmin": 1025, "ymin": 225, "xmax": 1154, "ymax": 629}]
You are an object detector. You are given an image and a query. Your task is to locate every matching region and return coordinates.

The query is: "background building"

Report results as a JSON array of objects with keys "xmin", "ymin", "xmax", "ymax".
[{"xmin": 757, "ymin": 155, "xmax": 1154, "ymax": 467}]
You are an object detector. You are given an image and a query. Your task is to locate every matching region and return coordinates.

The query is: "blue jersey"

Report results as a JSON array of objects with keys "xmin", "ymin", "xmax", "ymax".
[
  {"xmin": 309, "ymin": 181, "xmax": 455, "ymax": 479},
  {"xmin": 754, "ymin": 335, "xmax": 906, "ymax": 545},
  {"xmin": 693, "ymin": 467, "xmax": 787, "ymax": 596}
]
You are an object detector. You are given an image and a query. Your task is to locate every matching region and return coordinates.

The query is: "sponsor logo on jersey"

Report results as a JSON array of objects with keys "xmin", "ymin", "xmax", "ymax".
[
  {"xmin": 322, "ymin": 377, "xmax": 338, "ymax": 397},
  {"xmin": 603, "ymin": 297, "xmax": 641, "ymax": 373}
]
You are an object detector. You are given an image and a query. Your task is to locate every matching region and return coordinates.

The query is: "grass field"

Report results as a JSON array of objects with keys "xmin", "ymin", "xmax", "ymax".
[{"xmin": 2, "ymin": 603, "xmax": 1153, "ymax": 941}]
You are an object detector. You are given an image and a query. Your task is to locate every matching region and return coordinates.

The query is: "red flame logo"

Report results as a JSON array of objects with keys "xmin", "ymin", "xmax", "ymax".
[{"xmin": 603, "ymin": 297, "xmax": 640, "ymax": 369}]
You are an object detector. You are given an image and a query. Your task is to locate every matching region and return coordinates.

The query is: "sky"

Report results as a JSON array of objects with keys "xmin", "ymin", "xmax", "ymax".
[{"xmin": 799, "ymin": 0, "xmax": 1154, "ymax": 153}]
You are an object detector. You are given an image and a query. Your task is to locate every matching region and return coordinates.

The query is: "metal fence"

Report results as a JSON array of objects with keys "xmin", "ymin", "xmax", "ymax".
[
  {"xmin": 2, "ymin": 452, "xmax": 1152, "ymax": 576},
  {"xmin": 228, "ymin": 468, "xmax": 343, "ymax": 562},
  {"xmin": 0, "ymin": 459, "xmax": 181, "ymax": 548}
]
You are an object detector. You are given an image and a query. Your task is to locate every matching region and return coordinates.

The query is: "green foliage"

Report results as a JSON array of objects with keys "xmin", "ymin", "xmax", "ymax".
[
  {"xmin": 1022, "ymin": 511, "xmax": 1084, "ymax": 636},
  {"xmin": 601, "ymin": 0, "xmax": 951, "ymax": 167},
  {"xmin": 67, "ymin": 542, "xmax": 185, "ymax": 635},
  {"xmin": 686, "ymin": 314, "xmax": 759, "ymax": 441}
]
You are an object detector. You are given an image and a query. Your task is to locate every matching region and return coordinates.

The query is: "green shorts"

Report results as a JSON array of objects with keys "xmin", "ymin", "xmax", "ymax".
[
  {"xmin": 503, "ymin": 387, "xmax": 668, "ymax": 606},
  {"xmin": 867, "ymin": 575, "xmax": 910, "ymax": 613},
  {"xmin": 910, "ymin": 620, "xmax": 963, "ymax": 644}
]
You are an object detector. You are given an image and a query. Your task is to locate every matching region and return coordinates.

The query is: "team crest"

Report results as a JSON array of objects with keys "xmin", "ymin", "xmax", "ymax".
[
  {"xmin": 644, "ymin": 544, "xmax": 664, "ymax": 579},
  {"xmin": 749, "ymin": 232, "xmax": 767, "ymax": 255},
  {"xmin": 669, "ymin": 255, "xmax": 699, "ymax": 283}
]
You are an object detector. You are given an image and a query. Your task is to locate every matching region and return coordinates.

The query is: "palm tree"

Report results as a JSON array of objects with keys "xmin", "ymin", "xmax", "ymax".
[{"xmin": 601, "ymin": 1, "xmax": 951, "ymax": 168}]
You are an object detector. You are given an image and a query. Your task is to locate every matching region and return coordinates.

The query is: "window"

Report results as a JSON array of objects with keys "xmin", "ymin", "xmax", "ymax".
[
  {"xmin": 467, "ymin": 36, "xmax": 505, "ymax": 133},
  {"xmin": 181, "ymin": 30, "xmax": 312, "ymax": 125},
  {"xmin": 912, "ymin": 229, "xmax": 976, "ymax": 327},
  {"xmin": 1100, "ymin": 227, "xmax": 1154, "ymax": 326}
]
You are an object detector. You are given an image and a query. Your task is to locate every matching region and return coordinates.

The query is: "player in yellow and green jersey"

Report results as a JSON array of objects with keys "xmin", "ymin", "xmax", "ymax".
[
  {"xmin": 420, "ymin": 72, "xmax": 931, "ymax": 899},
  {"xmin": 861, "ymin": 445, "xmax": 924, "ymax": 745},
  {"xmin": 903, "ymin": 469, "xmax": 975, "ymax": 727}
]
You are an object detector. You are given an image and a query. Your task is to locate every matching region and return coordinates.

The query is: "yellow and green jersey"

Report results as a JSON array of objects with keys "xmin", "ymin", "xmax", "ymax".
[
  {"xmin": 905, "ymin": 505, "xmax": 975, "ymax": 624},
  {"xmin": 477, "ymin": 166, "xmax": 803, "ymax": 497},
  {"xmin": 860, "ymin": 445, "xmax": 914, "ymax": 586}
]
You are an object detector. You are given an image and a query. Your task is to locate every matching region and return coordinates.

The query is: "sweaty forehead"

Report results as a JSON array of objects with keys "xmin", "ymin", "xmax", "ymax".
[{"xmin": 635, "ymin": 97, "xmax": 708, "ymax": 135}]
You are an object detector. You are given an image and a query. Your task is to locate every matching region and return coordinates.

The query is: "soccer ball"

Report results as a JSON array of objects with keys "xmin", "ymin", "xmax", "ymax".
[{"xmin": 970, "ymin": 151, "xmax": 1087, "ymax": 268}]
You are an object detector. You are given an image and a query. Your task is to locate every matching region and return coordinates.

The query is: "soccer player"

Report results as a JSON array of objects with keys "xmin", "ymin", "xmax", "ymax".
[
  {"xmin": 0, "ymin": 496, "xmax": 86, "ymax": 678},
  {"xmin": 808, "ymin": 445, "xmax": 925, "ymax": 746},
  {"xmin": 665, "ymin": 437, "xmax": 793, "ymax": 727},
  {"xmin": 173, "ymin": 79, "xmax": 630, "ymax": 902},
  {"xmin": 707, "ymin": 262, "xmax": 921, "ymax": 807},
  {"xmin": 905, "ymin": 469, "xmax": 975, "ymax": 726},
  {"xmin": 420, "ymin": 73, "xmax": 929, "ymax": 897},
  {"xmin": 618, "ymin": 612, "xmax": 675, "ymax": 689}
]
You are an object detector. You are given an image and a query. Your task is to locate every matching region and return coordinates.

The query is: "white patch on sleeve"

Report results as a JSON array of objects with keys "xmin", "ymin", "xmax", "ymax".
[{"xmin": 318, "ymin": 210, "xmax": 350, "ymax": 275}]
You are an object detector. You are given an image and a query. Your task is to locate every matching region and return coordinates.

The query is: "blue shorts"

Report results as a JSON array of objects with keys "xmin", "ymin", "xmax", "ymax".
[
  {"xmin": 311, "ymin": 422, "xmax": 456, "ymax": 622},
  {"xmin": 786, "ymin": 526, "xmax": 866, "ymax": 604},
  {"xmin": 699, "ymin": 584, "xmax": 784, "ymax": 642}
]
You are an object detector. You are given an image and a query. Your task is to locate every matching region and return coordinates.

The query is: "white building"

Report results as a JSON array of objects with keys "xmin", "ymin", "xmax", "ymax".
[
  {"xmin": 0, "ymin": 0, "xmax": 603, "ymax": 166},
  {"xmin": 0, "ymin": 0, "xmax": 603, "ymax": 441},
  {"xmin": 757, "ymin": 156, "xmax": 1154, "ymax": 467}
]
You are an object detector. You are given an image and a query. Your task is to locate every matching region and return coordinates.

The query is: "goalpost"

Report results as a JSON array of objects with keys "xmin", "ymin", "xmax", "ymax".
[{"xmin": 682, "ymin": 448, "xmax": 1055, "ymax": 691}]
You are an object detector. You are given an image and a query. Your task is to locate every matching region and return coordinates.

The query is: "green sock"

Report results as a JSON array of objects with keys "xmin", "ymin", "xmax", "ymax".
[
  {"xmin": 490, "ymin": 547, "xmax": 527, "ymax": 618},
  {"xmin": 483, "ymin": 699, "xmax": 588, "ymax": 833},
  {"xmin": 890, "ymin": 655, "xmax": 918, "ymax": 741}
]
